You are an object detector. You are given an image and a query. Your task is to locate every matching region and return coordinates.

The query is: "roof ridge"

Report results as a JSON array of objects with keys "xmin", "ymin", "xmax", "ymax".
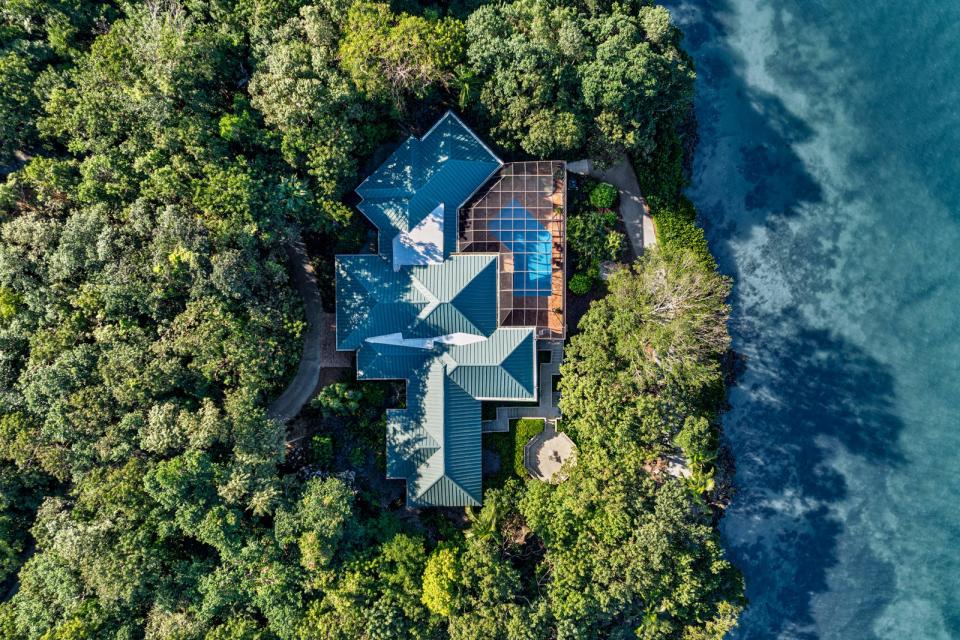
[
  {"xmin": 448, "ymin": 329, "xmax": 534, "ymax": 396},
  {"xmin": 438, "ymin": 110, "xmax": 505, "ymax": 166},
  {"xmin": 446, "ymin": 256, "xmax": 496, "ymax": 334}
]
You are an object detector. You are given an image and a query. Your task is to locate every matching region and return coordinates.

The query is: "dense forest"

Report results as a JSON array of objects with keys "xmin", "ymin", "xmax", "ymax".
[{"xmin": 0, "ymin": 1, "xmax": 744, "ymax": 638}]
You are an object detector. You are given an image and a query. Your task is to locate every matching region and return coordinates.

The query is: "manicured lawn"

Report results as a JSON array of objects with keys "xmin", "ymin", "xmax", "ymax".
[{"xmin": 484, "ymin": 417, "xmax": 545, "ymax": 488}]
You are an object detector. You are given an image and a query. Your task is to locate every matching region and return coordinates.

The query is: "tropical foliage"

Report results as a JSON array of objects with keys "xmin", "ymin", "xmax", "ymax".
[
  {"xmin": 566, "ymin": 178, "xmax": 624, "ymax": 295},
  {"xmin": 466, "ymin": 0, "xmax": 695, "ymax": 160},
  {"xmin": 0, "ymin": 1, "xmax": 741, "ymax": 638}
]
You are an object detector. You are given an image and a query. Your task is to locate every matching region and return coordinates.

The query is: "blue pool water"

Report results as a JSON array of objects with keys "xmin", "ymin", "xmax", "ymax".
[
  {"xmin": 489, "ymin": 200, "xmax": 552, "ymax": 296},
  {"xmin": 664, "ymin": 1, "xmax": 960, "ymax": 637}
]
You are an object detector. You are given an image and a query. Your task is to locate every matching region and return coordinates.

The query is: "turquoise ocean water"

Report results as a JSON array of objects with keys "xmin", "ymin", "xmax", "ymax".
[{"xmin": 662, "ymin": 1, "xmax": 960, "ymax": 637}]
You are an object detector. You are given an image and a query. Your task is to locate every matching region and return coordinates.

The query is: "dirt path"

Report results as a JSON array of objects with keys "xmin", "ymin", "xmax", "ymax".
[
  {"xmin": 567, "ymin": 156, "xmax": 657, "ymax": 256},
  {"xmin": 268, "ymin": 235, "xmax": 323, "ymax": 424}
]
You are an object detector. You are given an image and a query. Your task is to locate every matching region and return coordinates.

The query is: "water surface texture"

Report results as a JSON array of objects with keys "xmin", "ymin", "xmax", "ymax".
[{"xmin": 664, "ymin": 1, "xmax": 960, "ymax": 637}]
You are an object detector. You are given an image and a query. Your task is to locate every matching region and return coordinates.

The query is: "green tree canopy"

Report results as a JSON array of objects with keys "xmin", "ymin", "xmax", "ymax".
[
  {"xmin": 340, "ymin": 1, "xmax": 467, "ymax": 108},
  {"xmin": 0, "ymin": 1, "xmax": 742, "ymax": 638},
  {"xmin": 466, "ymin": 0, "xmax": 694, "ymax": 159}
]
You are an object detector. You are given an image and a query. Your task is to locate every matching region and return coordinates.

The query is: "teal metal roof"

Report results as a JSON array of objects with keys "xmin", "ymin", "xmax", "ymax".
[
  {"xmin": 337, "ymin": 254, "xmax": 498, "ymax": 349},
  {"xmin": 356, "ymin": 111, "xmax": 502, "ymax": 261},
  {"xmin": 335, "ymin": 255, "xmax": 427, "ymax": 350},
  {"xmin": 446, "ymin": 329, "xmax": 536, "ymax": 399},
  {"xmin": 383, "ymin": 360, "xmax": 483, "ymax": 507},
  {"xmin": 337, "ymin": 113, "xmax": 537, "ymax": 508}
]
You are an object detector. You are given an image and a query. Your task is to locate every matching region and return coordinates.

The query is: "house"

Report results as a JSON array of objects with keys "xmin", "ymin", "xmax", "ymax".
[{"xmin": 336, "ymin": 112, "xmax": 566, "ymax": 507}]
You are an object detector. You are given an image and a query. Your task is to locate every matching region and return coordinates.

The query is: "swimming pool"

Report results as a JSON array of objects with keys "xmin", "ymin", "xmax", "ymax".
[{"xmin": 487, "ymin": 199, "xmax": 553, "ymax": 297}]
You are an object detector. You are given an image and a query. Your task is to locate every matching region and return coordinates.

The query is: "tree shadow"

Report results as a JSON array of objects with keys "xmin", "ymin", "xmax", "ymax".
[
  {"xmin": 664, "ymin": 1, "xmax": 907, "ymax": 637},
  {"xmin": 720, "ymin": 318, "xmax": 904, "ymax": 638}
]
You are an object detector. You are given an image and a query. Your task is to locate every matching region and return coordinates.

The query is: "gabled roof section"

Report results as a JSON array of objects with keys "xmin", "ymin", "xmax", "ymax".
[
  {"xmin": 384, "ymin": 360, "xmax": 483, "ymax": 507},
  {"xmin": 385, "ymin": 410, "xmax": 439, "ymax": 481},
  {"xmin": 356, "ymin": 341, "xmax": 432, "ymax": 381},
  {"xmin": 411, "ymin": 254, "xmax": 497, "ymax": 337},
  {"xmin": 337, "ymin": 253, "xmax": 497, "ymax": 351},
  {"xmin": 355, "ymin": 111, "xmax": 502, "ymax": 262}
]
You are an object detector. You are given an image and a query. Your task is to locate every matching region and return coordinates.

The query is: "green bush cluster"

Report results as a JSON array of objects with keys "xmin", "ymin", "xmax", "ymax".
[
  {"xmin": 634, "ymin": 124, "xmax": 716, "ymax": 272},
  {"xmin": 310, "ymin": 381, "xmax": 386, "ymax": 418},
  {"xmin": 567, "ymin": 179, "xmax": 624, "ymax": 295},
  {"xmin": 568, "ymin": 211, "xmax": 623, "ymax": 267},
  {"xmin": 654, "ymin": 197, "xmax": 717, "ymax": 272},
  {"xmin": 568, "ymin": 271, "xmax": 595, "ymax": 296},
  {"xmin": 465, "ymin": 1, "xmax": 694, "ymax": 161},
  {"xmin": 636, "ymin": 121, "xmax": 687, "ymax": 207},
  {"xmin": 588, "ymin": 182, "xmax": 618, "ymax": 209},
  {"xmin": 484, "ymin": 417, "xmax": 545, "ymax": 487},
  {"xmin": 311, "ymin": 434, "xmax": 334, "ymax": 468}
]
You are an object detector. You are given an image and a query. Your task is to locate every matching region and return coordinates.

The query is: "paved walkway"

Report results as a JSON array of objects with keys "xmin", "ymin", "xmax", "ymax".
[
  {"xmin": 567, "ymin": 157, "xmax": 657, "ymax": 256},
  {"xmin": 268, "ymin": 236, "xmax": 324, "ymax": 424},
  {"xmin": 482, "ymin": 341, "xmax": 563, "ymax": 433}
]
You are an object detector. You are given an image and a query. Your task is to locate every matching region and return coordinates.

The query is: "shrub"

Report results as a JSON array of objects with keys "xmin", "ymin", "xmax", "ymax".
[
  {"xmin": 673, "ymin": 416, "xmax": 716, "ymax": 466},
  {"xmin": 421, "ymin": 546, "xmax": 459, "ymax": 617},
  {"xmin": 348, "ymin": 446, "xmax": 365, "ymax": 468},
  {"xmin": 484, "ymin": 417, "xmax": 546, "ymax": 487},
  {"xmin": 0, "ymin": 287, "xmax": 19, "ymax": 321},
  {"xmin": 567, "ymin": 209, "xmax": 621, "ymax": 270},
  {"xmin": 310, "ymin": 381, "xmax": 386, "ymax": 419},
  {"xmin": 311, "ymin": 383, "xmax": 362, "ymax": 416},
  {"xmin": 568, "ymin": 272, "xmax": 594, "ymax": 296},
  {"xmin": 635, "ymin": 122, "xmax": 686, "ymax": 208},
  {"xmin": 484, "ymin": 431, "xmax": 512, "ymax": 488},
  {"xmin": 605, "ymin": 229, "xmax": 625, "ymax": 260},
  {"xmin": 310, "ymin": 434, "xmax": 333, "ymax": 468},
  {"xmin": 588, "ymin": 182, "xmax": 618, "ymax": 209}
]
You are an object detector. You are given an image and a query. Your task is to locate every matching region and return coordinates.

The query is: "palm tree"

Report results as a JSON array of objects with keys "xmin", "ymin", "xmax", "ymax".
[
  {"xmin": 450, "ymin": 65, "xmax": 476, "ymax": 112},
  {"xmin": 464, "ymin": 502, "xmax": 499, "ymax": 543},
  {"xmin": 684, "ymin": 466, "xmax": 716, "ymax": 501}
]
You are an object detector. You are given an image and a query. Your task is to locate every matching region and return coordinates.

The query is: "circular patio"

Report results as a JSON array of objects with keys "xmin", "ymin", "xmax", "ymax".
[{"xmin": 524, "ymin": 425, "xmax": 577, "ymax": 483}]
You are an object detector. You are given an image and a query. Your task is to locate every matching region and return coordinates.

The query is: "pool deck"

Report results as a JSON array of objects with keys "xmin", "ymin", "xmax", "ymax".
[{"xmin": 460, "ymin": 161, "xmax": 566, "ymax": 339}]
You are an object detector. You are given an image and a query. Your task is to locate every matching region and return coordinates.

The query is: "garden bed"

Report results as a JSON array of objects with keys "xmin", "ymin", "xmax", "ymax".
[{"xmin": 482, "ymin": 418, "xmax": 546, "ymax": 489}]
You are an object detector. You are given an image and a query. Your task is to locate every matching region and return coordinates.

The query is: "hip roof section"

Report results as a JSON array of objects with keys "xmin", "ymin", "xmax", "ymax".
[{"xmin": 356, "ymin": 112, "xmax": 502, "ymax": 266}]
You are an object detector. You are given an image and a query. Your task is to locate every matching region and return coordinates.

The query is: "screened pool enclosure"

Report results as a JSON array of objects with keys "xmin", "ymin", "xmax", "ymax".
[{"xmin": 458, "ymin": 161, "xmax": 566, "ymax": 340}]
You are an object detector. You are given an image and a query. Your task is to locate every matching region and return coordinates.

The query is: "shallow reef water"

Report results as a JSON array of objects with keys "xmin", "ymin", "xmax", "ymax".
[{"xmin": 664, "ymin": 1, "xmax": 960, "ymax": 637}]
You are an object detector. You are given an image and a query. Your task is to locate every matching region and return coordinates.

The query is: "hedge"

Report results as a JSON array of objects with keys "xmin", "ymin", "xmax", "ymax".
[
  {"xmin": 512, "ymin": 418, "xmax": 545, "ymax": 477},
  {"xmin": 653, "ymin": 196, "xmax": 717, "ymax": 272},
  {"xmin": 484, "ymin": 417, "xmax": 546, "ymax": 487}
]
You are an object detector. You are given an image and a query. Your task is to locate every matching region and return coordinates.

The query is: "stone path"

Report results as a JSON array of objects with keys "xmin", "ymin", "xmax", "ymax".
[
  {"xmin": 482, "ymin": 341, "xmax": 563, "ymax": 433},
  {"xmin": 268, "ymin": 236, "xmax": 324, "ymax": 424},
  {"xmin": 567, "ymin": 157, "xmax": 657, "ymax": 256}
]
